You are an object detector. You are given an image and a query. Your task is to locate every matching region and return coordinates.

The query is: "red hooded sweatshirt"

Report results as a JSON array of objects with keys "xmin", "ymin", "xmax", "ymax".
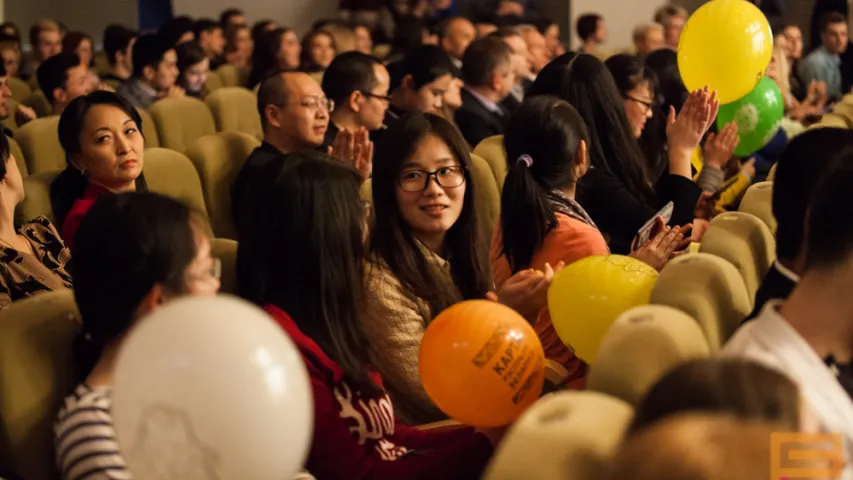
[{"xmin": 264, "ymin": 305, "xmax": 494, "ymax": 480}]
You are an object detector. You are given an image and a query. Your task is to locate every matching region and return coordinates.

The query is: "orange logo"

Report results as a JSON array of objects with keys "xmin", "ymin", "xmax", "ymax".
[{"xmin": 770, "ymin": 432, "xmax": 844, "ymax": 479}]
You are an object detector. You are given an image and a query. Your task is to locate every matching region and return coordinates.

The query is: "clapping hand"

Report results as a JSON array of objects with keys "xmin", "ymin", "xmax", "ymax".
[
  {"xmin": 703, "ymin": 122, "xmax": 740, "ymax": 169},
  {"xmin": 629, "ymin": 216, "xmax": 690, "ymax": 271},
  {"xmin": 667, "ymin": 87, "xmax": 720, "ymax": 155},
  {"xmin": 328, "ymin": 126, "xmax": 373, "ymax": 182},
  {"xmin": 486, "ymin": 262, "xmax": 565, "ymax": 321},
  {"xmin": 14, "ymin": 104, "xmax": 37, "ymax": 127}
]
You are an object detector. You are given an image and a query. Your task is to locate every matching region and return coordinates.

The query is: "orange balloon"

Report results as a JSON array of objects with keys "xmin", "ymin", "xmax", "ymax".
[{"xmin": 419, "ymin": 300, "xmax": 546, "ymax": 427}]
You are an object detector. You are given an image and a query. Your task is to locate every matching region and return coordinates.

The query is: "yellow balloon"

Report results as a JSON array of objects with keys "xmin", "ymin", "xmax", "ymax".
[
  {"xmin": 678, "ymin": 0, "xmax": 773, "ymax": 104},
  {"xmin": 547, "ymin": 255, "xmax": 658, "ymax": 363}
]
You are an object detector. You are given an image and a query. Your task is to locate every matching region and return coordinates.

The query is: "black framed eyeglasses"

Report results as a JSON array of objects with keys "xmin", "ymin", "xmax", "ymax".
[
  {"xmin": 359, "ymin": 91, "xmax": 391, "ymax": 102},
  {"xmin": 625, "ymin": 95, "xmax": 654, "ymax": 113},
  {"xmin": 398, "ymin": 166, "xmax": 466, "ymax": 192}
]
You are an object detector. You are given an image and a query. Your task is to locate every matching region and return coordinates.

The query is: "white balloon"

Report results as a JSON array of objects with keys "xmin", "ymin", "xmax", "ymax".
[{"xmin": 112, "ymin": 295, "xmax": 313, "ymax": 480}]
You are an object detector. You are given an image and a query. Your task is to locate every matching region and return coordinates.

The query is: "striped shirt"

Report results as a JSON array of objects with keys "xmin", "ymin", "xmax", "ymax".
[{"xmin": 54, "ymin": 385, "xmax": 130, "ymax": 480}]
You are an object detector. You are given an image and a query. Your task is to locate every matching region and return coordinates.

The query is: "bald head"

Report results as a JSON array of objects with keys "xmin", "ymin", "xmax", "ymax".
[
  {"xmin": 257, "ymin": 71, "xmax": 330, "ymax": 151},
  {"xmin": 441, "ymin": 17, "xmax": 476, "ymax": 61}
]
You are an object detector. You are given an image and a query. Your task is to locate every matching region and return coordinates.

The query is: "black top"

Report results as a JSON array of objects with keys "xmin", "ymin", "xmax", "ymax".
[
  {"xmin": 744, "ymin": 262, "xmax": 797, "ymax": 323},
  {"xmin": 578, "ymin": 168, "xmax": 702, "ymax": 254},
  {"xmin": 323, "ymin": 121, "xmax": 339, "ymax": 152},
  {"xmin": 371, "ymin": 104, "xmax": 406, "ymax": 149},
  {"xmin": 232, "ymin": 141, "xmax": 285, "ymax": 236},
  {"xmin": 454, "ymin": 89, "xmax": 509, "ymax": 148}
]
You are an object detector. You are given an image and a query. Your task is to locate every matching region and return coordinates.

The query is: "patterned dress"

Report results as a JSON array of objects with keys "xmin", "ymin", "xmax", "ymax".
[{"xmin": 0, "ymin": 216, "xmax": 72, "ymax": 309}]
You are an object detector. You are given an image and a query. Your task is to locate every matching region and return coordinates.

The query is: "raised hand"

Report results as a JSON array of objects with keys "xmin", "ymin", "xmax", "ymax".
[
  {"xmin": 667, "ymin": 87, "xmax": 720, "ymax": 153},
  {"xmin": 14, "ymin": 104, "xmax": 37, "ymax": 127},
  {"xmin": 629, "ymin": 216, "xmax": 688, "ymax": 271},
  {"xmin": 328, "ymin": 127, "xmax": 373, "ymax": 182},
  {"xmin": 703, "ymin": 122, "xmax": 740, "ymax": 169}
]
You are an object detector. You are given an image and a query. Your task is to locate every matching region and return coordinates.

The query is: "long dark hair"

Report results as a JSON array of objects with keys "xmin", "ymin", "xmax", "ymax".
[
  {"xmin": 236, "ymin": 151, "xmax": 377, "ymax": 391},
  {"xmin": 300, "ymin": 29, "xmax": 336, "ymax": 73},
  {"xmin": 51, "ymin": 91, "xmax": 148, "ymax": 230},
  {"xmin": 72, "ymin": 192, "xmax": 197, "ymax": 382},
  {"xmin": 501, "ymin": 96, "xmax": 591, "ymax": 272},
  {"xmin": 61, "ymin": 31, "xmax": 94, "ymax": 67},
  {"xmin": 528, "ymin": 53, "xmax": 656, "ymax": 205},
  {"xmin": 370, "ymin": 112, "xmax": 490, "ymax": 316},
  {"xmin": 248, "ymin": 28, "xmax": 294, "ymax": 88}
]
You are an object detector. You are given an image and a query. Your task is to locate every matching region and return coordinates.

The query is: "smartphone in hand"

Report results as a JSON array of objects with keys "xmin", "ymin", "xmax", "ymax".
[{"xmin": 635, "ymin": 201, "xmax": 674, "ymax": 247}]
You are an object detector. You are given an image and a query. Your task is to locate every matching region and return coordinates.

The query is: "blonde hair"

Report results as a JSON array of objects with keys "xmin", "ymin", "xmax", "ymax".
[
  {"xmin": 29, "ymin": 19, "xmax": 60, "ymax": 46},
  {"xmin": 770, "ymin": 46, "xmax": 793, "ymax": 107},
  {"xmin": 610, "ymin": 414, "xmax": 779, "ymax": 480},
  {"xmin": 633, "ymin": 23, "xmax": 664, "ymax": 44}
]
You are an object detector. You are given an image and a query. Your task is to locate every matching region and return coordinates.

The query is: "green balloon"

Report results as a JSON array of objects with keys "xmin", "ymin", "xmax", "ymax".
[{"xmin": 716, "ymin": 76, "xmax": 784, "ymax": 157}]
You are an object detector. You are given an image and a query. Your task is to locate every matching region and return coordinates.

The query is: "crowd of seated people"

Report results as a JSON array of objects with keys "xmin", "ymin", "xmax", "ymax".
[{"xmin": 0, "ymin": 1, "xmax": 853, "ymax": 479}]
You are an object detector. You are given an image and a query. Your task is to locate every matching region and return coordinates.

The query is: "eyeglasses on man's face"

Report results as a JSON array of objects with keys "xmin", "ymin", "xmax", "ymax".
[
  {"xmin": 294, "ymin": 96, "xmax": 334, "ymax": 112},
  {"xmin": 359, "ymin": 91, "xmax": 391, "ymax": 103},
  {"xmin": 398, "ymin": 165, "xmax": 466, "ymax": 192}
]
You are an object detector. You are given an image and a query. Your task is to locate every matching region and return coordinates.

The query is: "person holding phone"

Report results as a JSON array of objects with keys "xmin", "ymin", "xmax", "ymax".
[
  {"xmin": 527, "ymin": 53, "xmax": 716, "ymax": 254},
  {"xmin": 491, "ymin": 96, "xmax": 689, "ymax": 388}
]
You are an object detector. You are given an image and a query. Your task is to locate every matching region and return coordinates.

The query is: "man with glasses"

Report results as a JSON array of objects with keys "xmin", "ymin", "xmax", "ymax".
[
  {"xmin": 233, "ymin": 71, "xmax": 372, "ymax": 229},
  {"xmin": 321, "ymin": 51, "xmax": 391, "ymax": 150}
]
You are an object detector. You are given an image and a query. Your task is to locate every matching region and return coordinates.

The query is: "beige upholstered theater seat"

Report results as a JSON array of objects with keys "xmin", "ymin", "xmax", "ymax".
[
  {"xmin": 470, "ymin": 152, "xmax": 500, "ymax": 239},
  {"xmin": 650, "ymin": 253, "xmax": 752, "ymax": 350},
  {"xmin": 205, "ymin": 87, "xmax": 263, "ymax": 140},
  {"xmin": 14, "ymin": 116, "xmax": 64, "ymax": 174},
  {"xmin": 0, "ymin": 290, "xmax": 79, "ymax": 480},
  {"xmin": 7, "ymin": 77, "xmax": 32, "ymax": 103},
  {"xmin": 831, "ymin": 102, "xmax": 853, "ymax": 126},
  {"xmin": 143, "ymin": 148, "xmax": 214, "ymax": 236},
  {"xmin": 472, "ymin": 134, "xmax": 507, "ymax": 192},
  {"xmin": 215, "ymin": 64, "xmax": 247, "ymax": 88},
  {"xmin": 484, "ymin": 391, "xmax": 633, "ymax": 480},
  {"xmin": 7, "ymin": 136, "xmax": 29, "ymax": 178},
  {"xmin": 2, "ymin": 99, "xmax": 19, "ymax": 136},
  {"xmin": 814, "ymin": 113, "xmax": 849, "ymax": 129},
  {"xmin": 586, "ymin": 305, "xmax": 710, "ymax": 406},
  {"xmin": 136, "ymin": 108, "xmax": 160, "ymax": 149},
  {"xmin": 699, "ymin": 211, "xmax": 775, "ymax": 301},
  {"xmin": 212, "ymin": 238, "xmax": 238, "ymax": 295},
  {"xmin": 359, "ymin": 178, "xmax": 373, "ymax": 203},
  {"xmin": 185, "ymin": 132, "xmax": 260, "ymax": 239},
  {"xmin": 17, "ymin": 149, "xmax": 214, "ymax": 237},
  {"xmin": 203, "ymin": 70, "xmax": 225, "ymax": 96},
  {"xmin": 17, "ymin": 170, "xmax": 59, "ymax": 226},
  {"xmin": 738, "ymin": 181, "xmax": 775, "ymax": 234},
  {"xmin": 148, "ymin": 97, "xmax": 216, "ymax": 152},
  {"xmin": 767, "ymin": 162, "xmax": 778, "ymax": 181},
  {"xmin": 22, "ymin": 91, "xmax": 51, "ymax": 119}
]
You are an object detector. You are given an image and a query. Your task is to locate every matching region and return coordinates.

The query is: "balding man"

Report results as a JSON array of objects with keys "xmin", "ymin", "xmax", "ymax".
[
  {"xmin": 232, "ymin": 71, "xmax": 333, "ymax": 223},
  {"xmin": 633, "ymin": 23, "xmax": 665, "ymax": 57},
  {"xmin": 440, "ymin": 17, "xmax": 477, "ymax": 69},
  {"xmin": 517, "ymin": 25, "xmax": 549, "ymax": 76}
]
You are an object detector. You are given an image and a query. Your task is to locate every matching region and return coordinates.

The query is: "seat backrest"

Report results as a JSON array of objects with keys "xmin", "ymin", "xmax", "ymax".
[
  {"xmin": 15, "ymin": 116, "xmax": 64, "ymax": 174},
  {"xmin": 0, "ymin": 290, "xmax": 79, "ymax": 480},
  {"xmin": 738, "ymin": 181, "xmax": 775, "ymax": 234},
  {"xmin": 470, "ymin": 153, "xmax": 500, "ymax": 240},
  {"xmin": 3, "ymin": 99, "xmax": 19, "ymax": 136},
  {"xmin": 586, "ymin": 305, "xmax": 710, "ymax": 406},
  {"xmin": 8, "ymin": 135, "xmax": 29, "ymax": 178},
  {"xmin": 215, "ymin": 64, "xmax": 243, "ymax": 87},
  {"xmin": 7, "ymin": 77, "xmax": 32, "ymax": 103},
  {"xmin": 136, "ymin": 108, "xmax": 160, "ymax": 149},
  {"xmin": 817, "ymin": 113, "xmax": 849, "ymax": 129},
  {"xmin": 203, "ymin": 70, "xmax": 225, "ymax": 96},
  {"xmin": 142, "ymin": 147, "xmax": 214, "ymax": 236},
  {"xmin": 17, "ymin": 170, "xmax": 60, "ymax": 226},
  {"xmin": 184, "ymin": 132, "xmax": 260, "ymax": 239},
  {"xmin": 472, "ymin": 134, "xmax": 507, "ymax": 192},
  {"xmin": 148, "ymin": 97, "xmax": 216, "ymax": 152},
  {"xmin": 212, "ymin": 238, "xmax": 238, "ymax": 295},
  {"xmin": 831, "ymin": 102, "xmax": 853, "ymax": 126},
  {"xmin": 205, "ymin": 87, "xmax": 263, "ymax": 140},
  {"xmin": 767, "ymin": 162, "xmax": 778, "ymax": 182},
  {"xmin": 22, "ymin": 91, "xmax": 51, "ymax": 119},
  {"xmin": 699, "ymin": 211, "xmax": 775, "ymax": 300},
  {"xmin": 650, "ymin": 253, "xmax": 752, "ymax": 350},
  {"xmin": 484, "ymin": 391, "xmax": 633, "ymax": 480}
]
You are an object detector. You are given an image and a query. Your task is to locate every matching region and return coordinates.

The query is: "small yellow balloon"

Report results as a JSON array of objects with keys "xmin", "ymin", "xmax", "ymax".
[
  {"xmin": 678, "ymin": 0, "xmax": 773, "ymax": 104},
  {"xmin": 547, "ymin": 255, "xmax": 658, "ymax": 363}
]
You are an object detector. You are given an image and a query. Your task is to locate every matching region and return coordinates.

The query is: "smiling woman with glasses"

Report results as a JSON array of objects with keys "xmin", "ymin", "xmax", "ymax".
[
  {"xmin": 606, "ymin": 53, "xmax": 658, "ymax": 139},
  {"xmin": 363, "ymin": 111, "xmax": 490, "ymax": 424}
]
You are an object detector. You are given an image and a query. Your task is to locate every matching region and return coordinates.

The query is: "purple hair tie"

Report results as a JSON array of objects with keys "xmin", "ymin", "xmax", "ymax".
[{"xmin": 517, "ymin": 154, "xmax": 533, "ymax": 168}]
